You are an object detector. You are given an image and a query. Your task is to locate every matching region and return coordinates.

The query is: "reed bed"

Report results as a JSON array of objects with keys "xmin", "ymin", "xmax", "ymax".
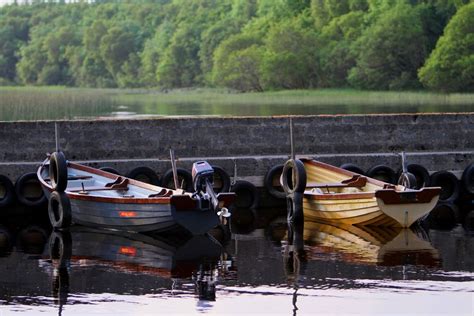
[
  {"xmin": 0, "ymin": 87, "xmax": 118, "ymax": 121},
  {"xmin": 1, "ymin": 87, "xmax": 473, "ymax": 121}
]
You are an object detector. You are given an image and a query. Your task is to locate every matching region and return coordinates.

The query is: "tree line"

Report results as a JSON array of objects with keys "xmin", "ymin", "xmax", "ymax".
[{"xmin": 0, "ymin": 0, "xmax": 472, "ymax": 92}]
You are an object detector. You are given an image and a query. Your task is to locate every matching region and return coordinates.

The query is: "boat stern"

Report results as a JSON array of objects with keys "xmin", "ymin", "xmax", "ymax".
[{"xmin": 375, "ymin": 187, "xmax": 441, "ymax": 227}]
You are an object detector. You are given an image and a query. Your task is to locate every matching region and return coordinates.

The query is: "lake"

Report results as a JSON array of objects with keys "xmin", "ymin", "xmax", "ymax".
[
  {"xmin": 1, "ymin": 87, "xmax": 474, "ymax": 121},
  {"xmin": 0, "ymin": 205, "xmax": 472, "ymax": 315}
]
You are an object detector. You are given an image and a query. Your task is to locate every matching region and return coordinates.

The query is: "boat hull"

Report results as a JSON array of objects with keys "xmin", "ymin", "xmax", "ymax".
[{"xmin": 43, "ymin": 189, "xmax": 220, "ymax": 234}]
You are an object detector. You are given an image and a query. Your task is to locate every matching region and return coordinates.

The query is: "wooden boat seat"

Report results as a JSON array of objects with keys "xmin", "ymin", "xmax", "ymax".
[
  {"xmin": 148, "ymin": 189, "xmax": 173, "ymax": 198},
  {"xmin": 307, "ymin": 175, "xmax": 367, "ymax": 189},
  {"xmin": 69, "ymin": 177, "xmax": 129, "ymax": 192},
  {"xmin": 45, "ymin": 175, "xmax": 93, "ymax": 182}
]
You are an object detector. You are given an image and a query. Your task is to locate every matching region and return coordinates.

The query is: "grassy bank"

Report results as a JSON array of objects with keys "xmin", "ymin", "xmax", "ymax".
[
  {"xmin": 1, "ymin": 86, "xmax": 473, "ymax": 121},
  {"xmin": 116, "ymin": 88, "xmax": 474, "ymax": 107}
]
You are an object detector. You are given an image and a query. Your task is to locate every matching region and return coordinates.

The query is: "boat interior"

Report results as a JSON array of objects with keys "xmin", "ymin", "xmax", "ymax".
[
  {"xmin": 304, "ymin": 161, "xmax": 404, "ymax": 195},
  {"xmin": 41, "ymin": 165, "xmax": 178, "ymax": 199}
]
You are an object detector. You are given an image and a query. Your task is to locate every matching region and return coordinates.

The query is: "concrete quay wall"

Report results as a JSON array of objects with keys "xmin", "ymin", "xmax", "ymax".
[{"xmin": 0, "ymin": 113, "xmax": 473, "ymax": 184}]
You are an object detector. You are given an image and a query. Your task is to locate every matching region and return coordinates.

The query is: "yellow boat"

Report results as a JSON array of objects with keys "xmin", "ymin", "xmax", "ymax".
[{"xmin": 281, "ymin": 159, "xmax": 441, "ymax": 228}]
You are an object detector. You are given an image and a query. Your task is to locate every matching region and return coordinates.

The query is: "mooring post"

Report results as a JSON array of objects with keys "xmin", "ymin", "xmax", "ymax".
[
  {"xmin": 169, "ymin": 148, "xmax": 179, "ymax": 190},
  {"xmin": 55, "ymin": 122, "xmax": 60, "ymax": 152},
  {"xmin": 289, "ymin": 117, "xmax": 295, "ymax": 161}
]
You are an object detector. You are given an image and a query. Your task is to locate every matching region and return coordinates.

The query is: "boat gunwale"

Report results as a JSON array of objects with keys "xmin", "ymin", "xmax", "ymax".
[{"xmin": 37, "ymin": 161, "xmax": 195, "ymax": 206}]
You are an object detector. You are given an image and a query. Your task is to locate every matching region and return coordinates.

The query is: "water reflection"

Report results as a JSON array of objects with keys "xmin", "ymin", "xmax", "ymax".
[
  {"xmin": 0, "ymin": 204, "xmax": 472, "ymax": 315},
  {"xmin": 300, "ymin": 222, "xmax": 439, "ymax": 266}
]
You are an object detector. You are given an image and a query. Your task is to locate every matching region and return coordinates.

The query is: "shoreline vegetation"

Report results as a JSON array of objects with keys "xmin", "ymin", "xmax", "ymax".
[
  {"xmin": 2, "ymin": 86, "xmax": 474, "ymax": 107},
  {"xmin": 0, "ymin": 86, "xmax": 473, "ymax": 122}
]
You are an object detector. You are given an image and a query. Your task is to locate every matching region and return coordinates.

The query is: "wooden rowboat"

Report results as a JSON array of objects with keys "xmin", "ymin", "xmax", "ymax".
[
  {"xmin": 38, "ymin": 152, "xmax": 234, "ymax": 234},
  {"xmin": 281, "ymin": 159, "xmax": 441, "ymax": 228}
]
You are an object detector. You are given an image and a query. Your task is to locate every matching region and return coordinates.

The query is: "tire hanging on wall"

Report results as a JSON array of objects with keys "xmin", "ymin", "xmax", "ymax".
[
  {"xmin": 424, "ymin": 202, "xmax": 459, "ymax": 230},
  {"xmin": 161, "ymin": 168, "xmax": 193, "ymax": 192},
  {"xmin": 430, "ymin": 170, "xmax": 460, "ymax": 203},
  {"xmin": 49, "ymin": 151, "xmax": 68, "ymax": 192},
  {"xmin": 15, "ymin": 172, "xmax": 47, "ymax": 207},
  {"xmin": 399, "ymin": 164, "xmax": 430, "ymax": 189},
  {"xmin": 48, "ymin": 191, "xmax": 72, "ymax": 230},
  {"xmin": 126, "ymin": 166, "xmax": 161, "ymax": 186},
  {"xmin": 100, "ymin": 166, "xmax": 121, "ymax": 176},
  {"xmin": 281, "ymin": 159, "xmax": 307, "ymax": 194},
  {"xmin": 398, "ymin": 172, "xmax": 418, "ymax": 189},
  {"xmin": 461, "ymin": 163, "xmax": 474, "ymax": 195},
  {"xmin": 211, "ymin": 165, "xmax": 231, "ymax": 193},
  {"xmin": 366, "ymin": 165, "xmax": 397, "ymax": 184},
  {"xmin": 0, "ymin": 175, "xmax": 15, "ymax": 209},
  {"xmin": 231, "ymin": 180, "xmax": 259, "ymax": 210},
  {"xmin": 340, "ymin": 163, "xmax": 365, "ymax": 175},
  {"xmin": 264, "ymin": 164, "xmax": 286, "ymax": 199}
]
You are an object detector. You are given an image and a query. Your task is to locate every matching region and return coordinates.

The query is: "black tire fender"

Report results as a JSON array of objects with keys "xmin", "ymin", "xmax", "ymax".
[
  {"xmin": 211, "ymin": 165, "xmax": 231, "ymax": 193},
  {"xmin": 48, "ymin": 191, "xmax": 72, "ymax": 230},
  {"xmin": 398, "ymin": 172, "xmax": 417, "ymax": 189},
  {"xmin": 424, "ymin": 202, "xmax": 459, "ymax": 230},
  {"xmin": 281, "ymin": 159, "xmax": 307, "ymax": 194},
  {"xmin": 366, "ymin": 165, "xmax": 396, "ymax": 184},
  {"xmin": 100, "ymin": 166, "xmax": 121, "ymax": 176},
  {"xmin": 340, "ymin": 163, "xmax": 365, "ymax": 175},
  {"xmin": 231, "ymin": 180, "xmax": 259, "ymax": 209},
  {"xmin": 264, "ymin": 164, "xmax": 286, "ymax": 199},
  {"xmin": 49, "ymin": 151, "xmax": 68, "ymax": 192},
  {"xmin": 430, "ymin": 170, "xmax": 460, "ymax": 203},
  {"xmin": 161, "ymin": 168, "xmax": 193, "ymax": 192},
  {"xmin": 402, "ymin": 164, "xmax": 430, "ymax": 189},
  {"xmin": 0, "ymin": 175, "xmax": 15, "ymax": 209},
  {"xmin": 461, "ymin": 163, "xmax": 474, "ymax": 195},
  {"xmin": 126, "ymin": 166, "xmax": 161, "ymax": 186},
  {"xmin": 15, "ymin": 172, "xmax": 47, "ymax": 207}
]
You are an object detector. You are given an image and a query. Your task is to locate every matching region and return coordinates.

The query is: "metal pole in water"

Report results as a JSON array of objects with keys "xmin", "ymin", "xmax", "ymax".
[
  {"xmin": 289, "ymin": 117, "xmax": 295, "ymax": 161},
  {"xmin": 55, "ymin": 122, "xmax": 59, "ymax": 152},
  {"xmin": 169, "ymin": 148, "xmax": 179, "ymax": 190}
]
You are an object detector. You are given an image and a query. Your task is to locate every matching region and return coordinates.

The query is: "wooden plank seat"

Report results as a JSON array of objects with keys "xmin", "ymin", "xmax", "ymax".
[
  {"xmin": 69, "ymin": 177, "xmax": 129, "ymax": 192},
  {"xmin": 45, "ymin": 175, "xmax": 93, "ymax": 182},
  {"xmin": 148, "ymin": 189, "xmax": 173, "ymax": 198},
  {"xmin": 306, "ymin": 175, "xmax": 367, "ymax": 189}
]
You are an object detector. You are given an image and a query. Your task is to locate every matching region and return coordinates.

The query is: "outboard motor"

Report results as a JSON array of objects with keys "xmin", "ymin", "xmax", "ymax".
[
  {"xmin": 192, "ymin": 161, "xmax": 231, "ymax": 217},
  {"xmin": 192, "ymin": 161, "xmax": 214, "ymax": 193}
]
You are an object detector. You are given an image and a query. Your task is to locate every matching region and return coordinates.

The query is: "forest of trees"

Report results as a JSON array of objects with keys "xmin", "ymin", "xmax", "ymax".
[{"xmin": 0, "ymin": 0, "xmax": 472, "ymax": 92}]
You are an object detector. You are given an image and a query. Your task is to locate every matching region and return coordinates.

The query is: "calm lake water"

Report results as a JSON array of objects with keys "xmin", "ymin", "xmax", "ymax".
[
  {"xmin": 1, "ymin": 88, "xmax": 474, "ymax": 121},
  {"xmin": 0, "ymin": 205, "xmax": 473, "ymax": 316}
]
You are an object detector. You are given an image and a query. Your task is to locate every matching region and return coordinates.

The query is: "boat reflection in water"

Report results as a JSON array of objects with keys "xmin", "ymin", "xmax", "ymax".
[
  {"xmin": 47, "ymin": 227, "xmax": 222, "ymax": 312},
  {"xmin": 300, "ymin": 221, "xmax": 440, "ymax": 266}
]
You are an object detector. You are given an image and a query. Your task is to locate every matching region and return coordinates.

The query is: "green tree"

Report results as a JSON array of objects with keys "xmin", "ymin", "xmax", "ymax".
[
  {"xmin": 418, "ymin": 2, "xmax": 474, "ymax": 92},
  {"xmin": 156, "ymin": 23, "xmax": 202, "ymax": 87},
  {"xmin": 212, "ymin": 33, "xmax": 264, "ymax": 91},
  {"xmin": 261, "ymin": 16, "xmax": 319, "ymax": 89},
  {"xmin": 318, "ymin": 11, "xmax": 366, "ymax": 87},
  {"xmin": 348, "ymin": 3, "xmax": 428, "ymax": 90}
]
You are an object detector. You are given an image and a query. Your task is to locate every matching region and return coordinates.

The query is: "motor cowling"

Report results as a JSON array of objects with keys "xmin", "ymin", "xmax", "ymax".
[{"xmin": 192, "ymin": 161, "xmax": 214, "ymax": 193}]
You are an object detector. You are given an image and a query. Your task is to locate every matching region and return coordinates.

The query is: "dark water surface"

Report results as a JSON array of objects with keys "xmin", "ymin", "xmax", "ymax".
[{"xmin": 0, "ymin": 206, "xmax": 473, "ymax": 316}]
